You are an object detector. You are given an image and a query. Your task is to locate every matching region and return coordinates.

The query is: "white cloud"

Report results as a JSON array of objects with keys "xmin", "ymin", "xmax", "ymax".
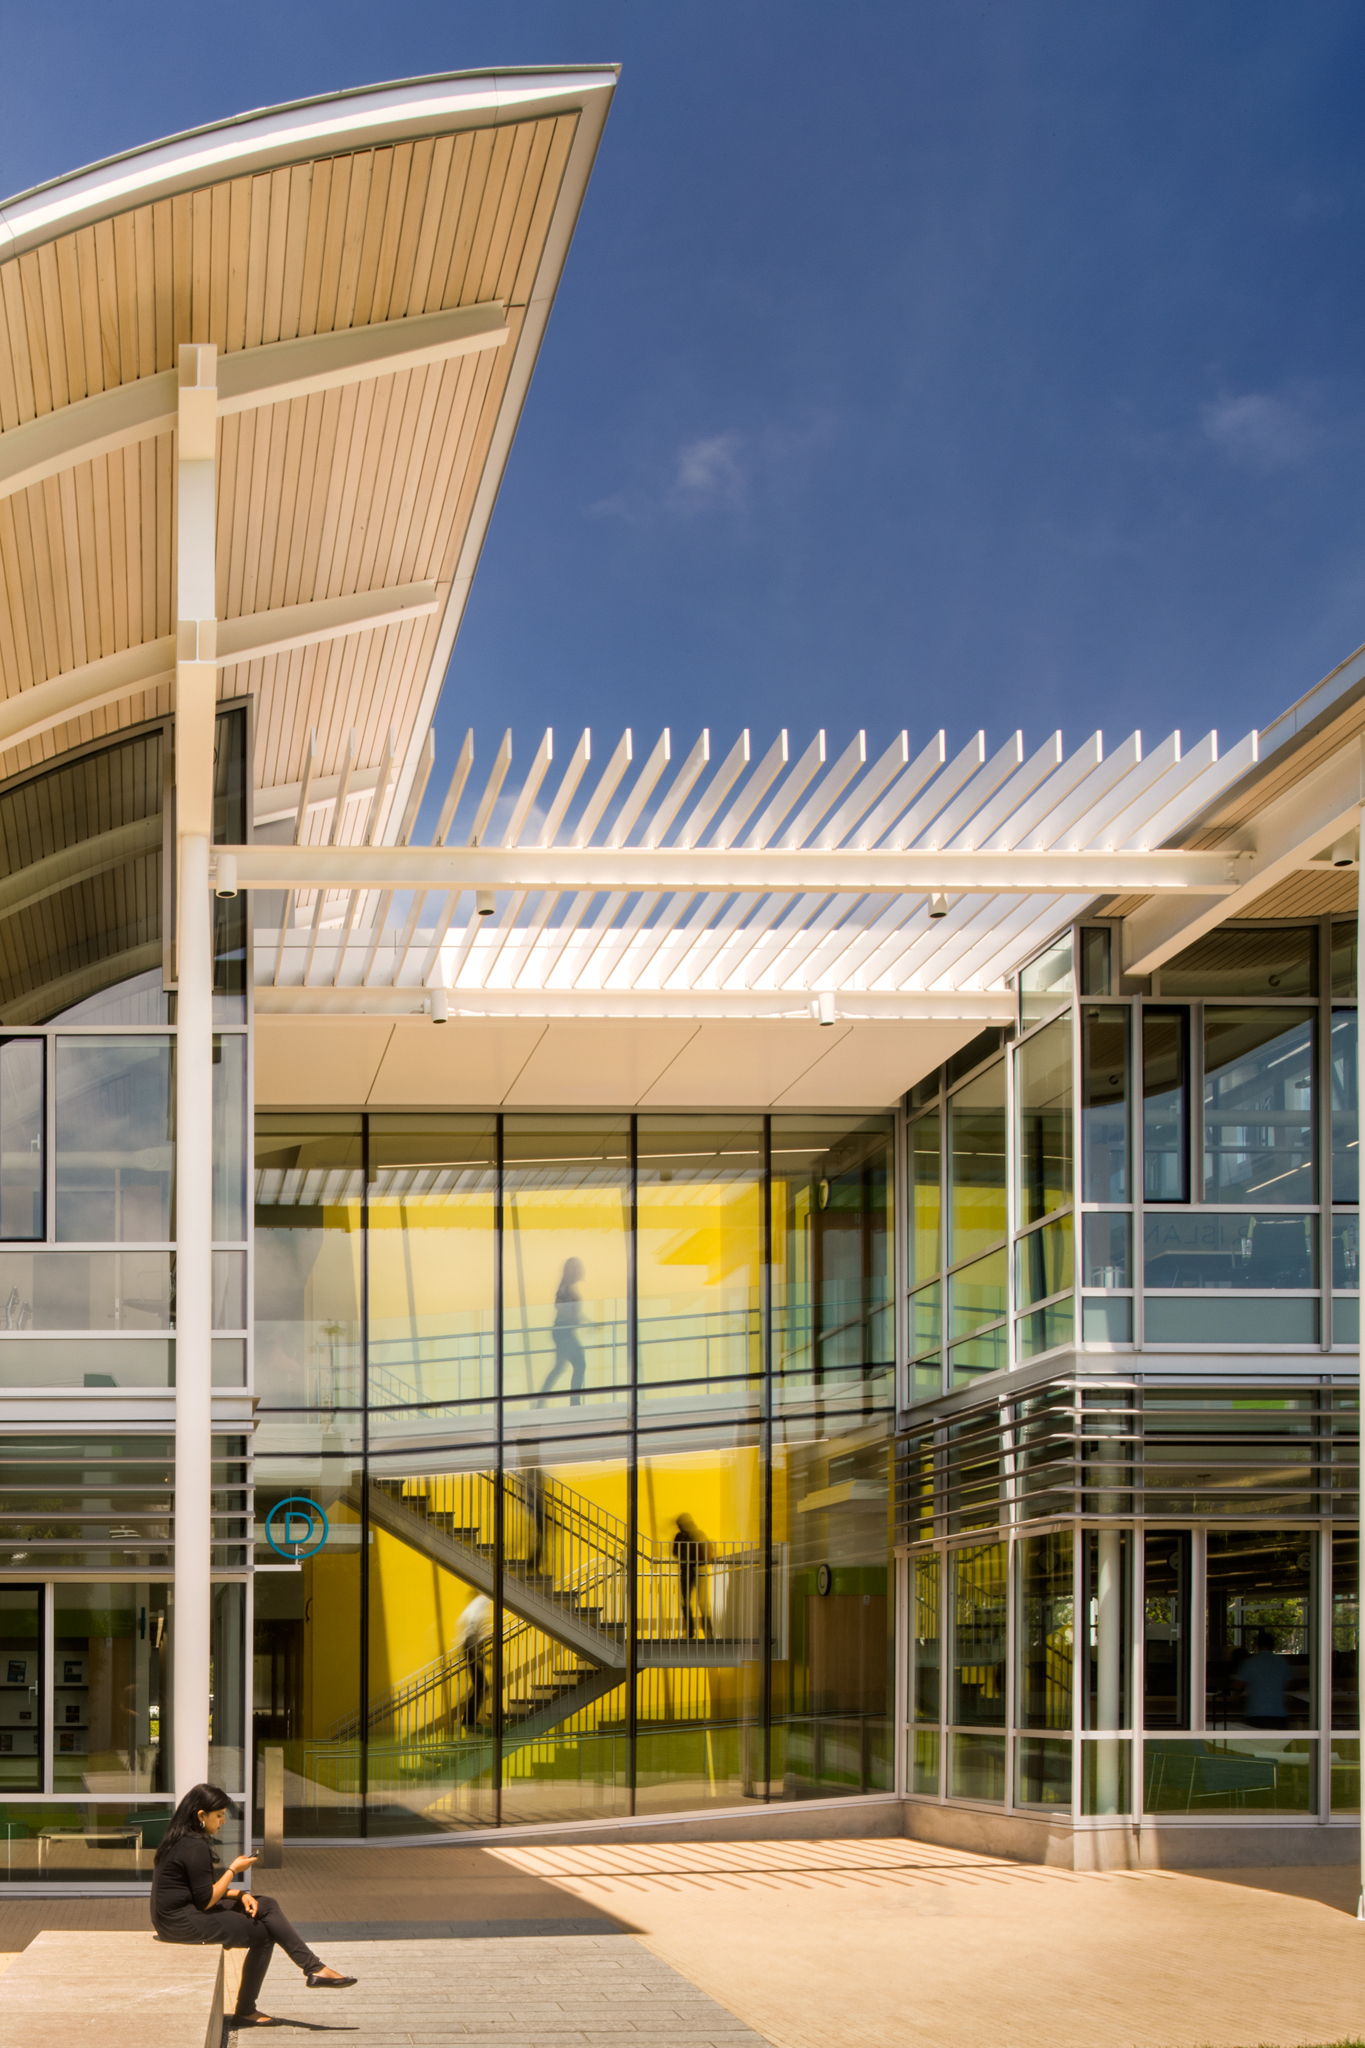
[
  {"xmin": 671, "ymin": 431, "xmax": 746, "ymax": 507},
  {"xmin": 1201, "ymin": 391, "xmax": 1313, "ymax": 471}
]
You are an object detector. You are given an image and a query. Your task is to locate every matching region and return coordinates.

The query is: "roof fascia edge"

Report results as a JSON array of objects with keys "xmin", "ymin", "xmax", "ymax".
[
  {"xmin": 1158, "ymin": 639, "xmax": 1365, "ymax": 854},
  {"xmin": 380, "ymin": 75, "xmax": 616, "ymax": 849},
  {"xmin": 0, "ymin": 67, "xmax": 619, "ymax": 261}
]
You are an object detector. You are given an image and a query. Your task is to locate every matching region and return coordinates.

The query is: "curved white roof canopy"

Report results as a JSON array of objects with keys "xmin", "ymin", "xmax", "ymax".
[{"xmin": 0, "ymin": 67, "xmax": 617, "ymax": 846}]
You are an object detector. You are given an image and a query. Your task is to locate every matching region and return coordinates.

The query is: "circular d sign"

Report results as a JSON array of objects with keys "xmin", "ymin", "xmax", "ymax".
[{"xmin": 265, "ymin": 1496, "xmax": 330, "ymax": 1561}]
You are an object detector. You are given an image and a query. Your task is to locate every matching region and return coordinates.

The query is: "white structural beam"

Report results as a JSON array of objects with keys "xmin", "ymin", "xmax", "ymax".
[
  {"xmin": 223, "ymin": 841, "xmax": 1250, "ymax": 896},
  {"xmin": 0, "ymin": 304, "xmax": 508, "ymax": 505},
  {"xmin": 217, "ymin": 582, "xmax": 439, "ymax": 668},
  {"xmin": 1123, "ymin": 737, "xmax": 1364, "ymax": 975},
  {"xmin": 0, "ymin": 581, "xmax": 438, "ymax": 764},
  {"xmin": 251, "ymin": 981, "xmax": 1015, "ymax": 1022},
  {"xmin": 173, "ymin": 341, "xmax": 216, "ymax": 1798}
]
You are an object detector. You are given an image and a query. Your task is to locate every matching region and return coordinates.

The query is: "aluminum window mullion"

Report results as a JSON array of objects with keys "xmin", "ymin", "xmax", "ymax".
[
  {"xmin": 1006, "ymin": 1039, "xmax": 1018, "ymax": 1369},
  {"xmin": 41, "ymin": 1580, "xmax": 54, "ymax": 1796},
  {"xmin": 1190, "ymin": 1527, "xmax": 1207, "ymax": 1734}
]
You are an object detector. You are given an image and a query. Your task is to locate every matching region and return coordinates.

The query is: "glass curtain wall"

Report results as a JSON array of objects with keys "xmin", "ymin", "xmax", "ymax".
[
  {"xmin": 903, "ymin": 917, "xmax": 1360, "ymax": 1403},
  {"xmin": 253, "ymin": 1110, "xmax": 894, "ymax": 1837}
]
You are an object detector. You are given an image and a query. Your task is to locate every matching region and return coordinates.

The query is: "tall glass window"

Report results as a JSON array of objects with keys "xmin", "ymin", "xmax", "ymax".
[
  {"xmin": 367, "ymin": 1117, "xmax": 496, "ymax": 1417},
  {"xmin": 505, "ymin": 1118, "xmax": 629, "ymax": 1421},
  {"xmin": 772, "ymin": 1114, "xmax": 893, "ymax": 1404},
  {"xmin": 0, "ymin": 1040, "xmax": 43, "ymax": 1241},
  {"xmin": 253, "ymin": 1118, "xmax": 364, "ymax": 1409},
  {"xmin": 1205, "ymin": 1532, "xmax": 1313, "ymax": 1731},
  {"xmin": 1081, "ymin": 1007, "xmax": 1128, "ymax": 1202},
  {"xmin": 55, "ymin": 1039, "xmax": 173, "ymax": 1242},
  {"xmin": 1202, "ymin": 1009, "xmax": 1315, "ymax": 1204},
  {"xmin": 637, "ymin": 1118, "xmax": 761, "ymax": 1412},
  {"xmin": 1142, "ymin": 1009, "xmax": 1188, "ymax": 1202},
  {"xmin": 1331, "ymin": 1009, "xmax": 1358, "ymax": 1205}
]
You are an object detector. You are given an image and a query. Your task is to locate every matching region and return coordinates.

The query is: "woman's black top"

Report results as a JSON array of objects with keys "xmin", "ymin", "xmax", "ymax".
[{"xmin": 151, "ymin": 1834, "xmax": 217, "ymax": 1937}]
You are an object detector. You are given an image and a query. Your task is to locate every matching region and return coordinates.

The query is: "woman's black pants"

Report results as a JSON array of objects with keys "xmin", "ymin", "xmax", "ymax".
[{"xmin": 159, "ymin": 1896, "xmax": 323, "ymax": 2017}]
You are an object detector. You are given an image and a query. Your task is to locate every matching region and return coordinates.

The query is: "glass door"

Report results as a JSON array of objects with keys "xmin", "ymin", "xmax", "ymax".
[{"xmin": 0, "ymin": 1587, "xmax": 42, "ymax": 1791}]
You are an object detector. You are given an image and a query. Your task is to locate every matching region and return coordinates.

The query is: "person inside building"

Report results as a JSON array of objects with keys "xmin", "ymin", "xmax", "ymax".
[
  {"xmin": 673, "ymin": 1513, "xmax": 714, "ymax": 1641},
  {"xmin": 150, "ymin": 1783, "xmax": 356, "ymax": 2025},
  {"xmin": 543, "ymin": 1256, "xmax": 589, "ymax": 1404},
  {"xmin": 1234, "ymin": 1629, "xmax": 1294, "ymax": 1730}
]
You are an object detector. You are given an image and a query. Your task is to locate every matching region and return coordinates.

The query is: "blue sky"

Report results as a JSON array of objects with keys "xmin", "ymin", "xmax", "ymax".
[{"xmin": 2, "ymin": 1, "xmax": 1363, "ymax": 799}]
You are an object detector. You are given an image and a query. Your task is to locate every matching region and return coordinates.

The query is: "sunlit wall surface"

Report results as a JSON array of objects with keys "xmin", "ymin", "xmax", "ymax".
[{"xmin": 252, "ymin": 1111, "xmax": 894, "ymax": 1837}]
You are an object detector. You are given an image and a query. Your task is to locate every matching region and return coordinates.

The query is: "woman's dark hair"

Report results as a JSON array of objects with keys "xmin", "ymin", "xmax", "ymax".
[{"xmin": 153, "ymin": 1783, "xmax": 235, "ymax": 1865}]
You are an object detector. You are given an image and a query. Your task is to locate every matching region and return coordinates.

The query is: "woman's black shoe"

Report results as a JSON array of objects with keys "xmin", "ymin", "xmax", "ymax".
[{"xmin": 307, "ymin": 1971, "xmax": 357, "ymax": 1988}]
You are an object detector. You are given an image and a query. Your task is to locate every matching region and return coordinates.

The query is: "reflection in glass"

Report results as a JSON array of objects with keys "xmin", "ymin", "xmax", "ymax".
[
  {"xmin": 1082, "ymin": 1212, "xmax": 1129, "ymax": 1288},
  {"xmin": 948, "ymin": 1730, "xmax": 1005, "ymax": 1800},
  {"xmin": 951, "ymin": 1543, "xmax": 1006, "ymax": 1726},
  {"xmin": 910, "ymin": 1281, "xmax": 941, "ymax": 1358},
  {"xmin": 502, "ymin": 1438, "xmax": 628, "ymax": 1827},
  {"xmin": 252, "ymin": 1459, "xmax": 363, "ymax": 1838},
  {"xmin": 1331, "ymin": 1531, "xmax": 1358, "ymax": 1731},
  {"xmin": 503, "ymin": 1120, "xmax": 629, "ymax": 1417},
  {"xmin": 254, "ymin": 1118, "xmax": 363, "ymax": 1409},
  {"xmin": 1144, "ymin": 1533, "xmax": 1190, "ymax": 1729},
  {"xmin": 1017, "ymin": 1014, "xmax": 1072, "ymax": 1227},
  {"xmin": 55, "ymin": 1038, "xmax": 173, "ymax": 1242},
  {"xmin": 948, "ymin": 1064, "xmax": 1007, "ymax": 1264},
  {"xmin": 1017, "ymin": 1532, "xmax": 1072, "ymax": 1730},
  {"xmin": 1332, "ymin": 1009, "xmax": 1358, "ymax": 1204},
  {"xmin": 212, "ymin": 1036, "xmax": 247, "ymax": 1240},
  {"xmin": 1206, "ymin": 1532, "xmax": 1313, "ymax": 1731},
  {"xmin": 950, "ymin": 1250, "xmax": 1007, "ymax": 1335},
  {"xmin": 1079, "ymin": 926, "xmax": 1112, "ymax": 998},
  {"xmin": 1019, "ymin": 939, "xmax": 1073, "ymax": 1031},
  {"xmin": 1016, "ymin": 1218, "xmax": 1073, "ymax": 1308},
  {"xmin": 1143, "ymin": 1212, "xmax": 1316, "ymax": 1290},
  {"xmin": 0, "ymin": 1039, "xmax": 42, "ymax": 1240},
  {"xmin": 1332, "ymin": 921, "xmax": 1357, "ymax": 999},
  {"xmin": 0, "ymin": 729, "xmax": 163, "ymax": 1030},
  {"xmin": 212, "ymin": 1250, "xmax": 247, "ymax": 1330},
  {"xmin": 367, "ymin": 1117, "xmax": 495, "ymax": 1415},
  {"xmin": 1081, "ymin": 1006, "xmax": 1127, "ymax": 1200},
  {"xmin": 949, "ymin": 1327, "xmax": 1008, "ymax": 1385},
  {"xmin": 911, "ymin": 1728, "xmax": 939, "ymax": 1795},
  {"xmin": 1331, "ymin": 1738, "xmax": 1359, "ymax": 1814},
  {"xmin": 0, "ymin": 1338, "xmax": 174, "ymax": 1388},
  {"xmin": 1142, "ymin": 1009, "xmax": 1187, "ymax": 1201},
  {"xmin": 0, "ymin": 1587, "xmax": 41, "ymax": 1790},
  {"xmin": 1081, "ymin": 1529, "xmax": 1129, "ymax": 1730},
  {"xmin": 639, "ymin": 1429, "xmax": 762, "ymax": 1812},
  {"xmin": 1203, "ymin": 1008, "xmax": 1315, "ymax": 1203},
  {"xmin": 1143, "ymin": 1737, "xmax": 1316, "ymax": 1813},
  {"xmin": 910, "ymin": 1113, "xmax": 941, "ymax": 1285},
  {"xmin": 772, "ymin": 1115, "xmax": 893, "ymax": 1395},
  {"xmin": 0, "ymin": 1249, "xmax": 172, "ymax": 1329},
  {"xmin": 1016, "ymin": 1735, "xmax": 1070, "ymax": 1808},
  {"xmin": 637, "ymin": 1119, "xmax": 759, "ymax": 1408},
  {"xmin": 773, "ymin": 1419, "xmax": 891, "ymax": 1801},
  {"xmin": 913, "ymin": 1554, "xmax": 941, "ymax": 1723},
  {"xmin": 1333, "ymin": 1213, "xmax": 1360, "ymax": 1292},
  {"xmin": 51, "ymin": 1582, "xmax": 171, "ymax": 1794},
  {"xmin": 1081, "ymin": 1738, "xmax": 1131, "ymax": 1815},
  {"xmin": 1017, "ymin": 1299, "xmax": 1072, "ymax": 1359}
]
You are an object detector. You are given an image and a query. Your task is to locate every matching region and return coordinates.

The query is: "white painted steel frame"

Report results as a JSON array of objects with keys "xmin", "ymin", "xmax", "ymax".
[{"xmin": 245, "ymin": 720, "xmax": 1262, "ymax": 1012}]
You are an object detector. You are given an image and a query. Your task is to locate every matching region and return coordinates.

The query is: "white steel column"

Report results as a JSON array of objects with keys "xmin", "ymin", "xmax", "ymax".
[{"xmin": 174, "ymin": 342, "xmax": 218, "ymax": 1795}]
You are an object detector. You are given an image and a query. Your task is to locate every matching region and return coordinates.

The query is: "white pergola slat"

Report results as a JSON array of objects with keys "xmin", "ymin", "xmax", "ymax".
[{"xmin": 245, "ymin": 720, "xmax": 1261, "ymax": 1012}]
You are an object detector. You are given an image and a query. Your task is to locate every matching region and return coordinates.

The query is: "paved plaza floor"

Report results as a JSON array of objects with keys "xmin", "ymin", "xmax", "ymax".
[{"xmin": 1, "ymin": 1836, "xmax": 1363, "ymax": 2047}]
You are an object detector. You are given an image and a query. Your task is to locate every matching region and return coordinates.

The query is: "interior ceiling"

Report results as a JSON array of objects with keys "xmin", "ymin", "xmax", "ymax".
[{"xmin": 0, "ymin": 82, "xmax": 597, "ymax": 846}]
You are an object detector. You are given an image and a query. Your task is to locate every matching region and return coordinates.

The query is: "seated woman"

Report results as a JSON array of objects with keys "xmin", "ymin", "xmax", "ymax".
[{"xmin": 150, "ymin": 1783, "xmax": 356, "ymax": 2027}]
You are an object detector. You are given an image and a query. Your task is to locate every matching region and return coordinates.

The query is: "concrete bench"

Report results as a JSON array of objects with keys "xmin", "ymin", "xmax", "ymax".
[{"xmin": 0, "ymin": 1931, "xmax": 225, "ymax": 2048}]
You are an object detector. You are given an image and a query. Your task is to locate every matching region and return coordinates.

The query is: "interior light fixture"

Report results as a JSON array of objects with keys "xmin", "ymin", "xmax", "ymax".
[
  {"xmin": 476, "ymin": 889, "xmax": 496, "ymax": 916},
  {"xmin": 929, "ymin": 892, "xmax": 949, "ymax": 919},
  {"xmin": 430, "ymin": 988, "xmax": 449, "ymax": 1024}
]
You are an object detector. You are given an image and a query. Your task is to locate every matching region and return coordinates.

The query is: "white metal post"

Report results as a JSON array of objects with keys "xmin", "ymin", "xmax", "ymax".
[{"xmin": 174, "ymin": 341, "xmax": 218, "ymax": 1796}]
